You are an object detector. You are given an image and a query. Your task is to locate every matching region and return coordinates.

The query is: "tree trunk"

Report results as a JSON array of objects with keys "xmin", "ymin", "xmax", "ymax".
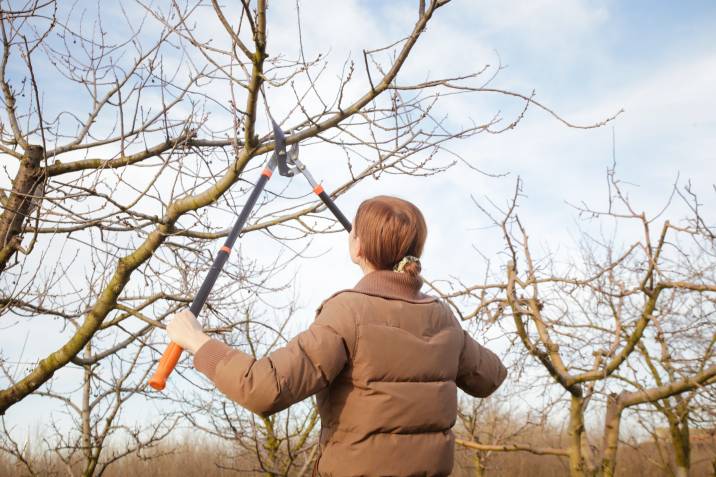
[
  {"xmin": 474, "ymin": 452, "xmax": 485, "ymax": 477},
  {"xmin": 672, "ymin": 408, "xmax": 690, "ymax": 477},
  {"xmin": 261, "ymin": 415, "xmax": 280, "ymax": 476},
  {"xmin": 602, "ymin": 394, "xmax": 623, "ymax": 477},
  {"xmin": 568, "ymin": 395, "xmax": 588, "ymax": 477},
  {"xmin": 80, "ymin": 344, "xmax": 99, "ymax": 477},
  {"xmin": 0, "ymin": 145, "xmax": 44, "ymax": 273},
  {"xmin": 81, "ymin": 346, "xmax": 91, "ymax": 463}
]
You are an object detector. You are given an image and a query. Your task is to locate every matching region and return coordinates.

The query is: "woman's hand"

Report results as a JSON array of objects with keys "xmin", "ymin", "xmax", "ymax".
[{"xmin": 166, "ymin": 309, "xmax": 211, "ymax": 354}]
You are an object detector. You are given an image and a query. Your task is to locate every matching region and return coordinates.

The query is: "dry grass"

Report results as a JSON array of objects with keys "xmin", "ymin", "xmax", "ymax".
[{"xmin": 1, "ymin": 434, "xmax": 715, "ymax": 476}]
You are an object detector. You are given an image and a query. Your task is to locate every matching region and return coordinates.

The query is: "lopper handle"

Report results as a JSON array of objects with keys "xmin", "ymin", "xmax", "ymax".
[
  {"xmin": 148, "ymin": 251, "xmax": 229, "ymax": 391},
  {"xmin": 148, "ymin": 342, "xmax": 183, "ymax": 390},
  {"xmin": 148, "ymin": 158, "xmax": 277, "ymax": 391},
  {"xmin": 316, "ymin": 188, "xmax": 352, "ymax": 232}
]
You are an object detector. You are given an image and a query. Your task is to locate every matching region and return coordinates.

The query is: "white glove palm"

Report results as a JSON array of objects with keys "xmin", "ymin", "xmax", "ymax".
[{"xmin": 166, "ymin": 309, "xmax": 210, "ymax": 354}]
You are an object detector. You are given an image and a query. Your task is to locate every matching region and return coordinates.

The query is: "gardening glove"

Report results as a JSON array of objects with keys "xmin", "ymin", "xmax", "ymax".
[{"xmin": 166, "ymin": 309, "xmax": 211, "ymax": 354}]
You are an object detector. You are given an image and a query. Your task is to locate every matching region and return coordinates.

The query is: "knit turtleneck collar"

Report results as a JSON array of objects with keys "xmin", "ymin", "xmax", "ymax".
[{"xmin": 351, "ymin": 269, "xmax": 438, "ymax": 303}]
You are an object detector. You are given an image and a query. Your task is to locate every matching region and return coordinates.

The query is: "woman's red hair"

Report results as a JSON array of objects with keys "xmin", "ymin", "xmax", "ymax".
[{"xmin": 354, "ymin": 195, "xmax": 427, "ymax": 276}]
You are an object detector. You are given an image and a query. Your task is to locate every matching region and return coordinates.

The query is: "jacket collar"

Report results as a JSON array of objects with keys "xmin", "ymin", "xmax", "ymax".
[{"xmin": 351, "ymin": 269, "xmax": 438, "ymax": 303}]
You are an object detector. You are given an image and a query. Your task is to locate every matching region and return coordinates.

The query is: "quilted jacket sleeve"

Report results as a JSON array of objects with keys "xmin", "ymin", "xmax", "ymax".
[
  {"xmin": 193, "ymin": 295, "xmax": 355, "ymax": 417},
  {"xmin": 456, "ymin": 330, "xmax": 507, "ymax": 398}
]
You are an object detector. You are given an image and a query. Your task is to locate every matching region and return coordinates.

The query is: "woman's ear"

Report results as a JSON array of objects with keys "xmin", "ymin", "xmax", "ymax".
[
  {"xmin": 356, "ymin": 237, "xmax": 363, "ymax": 258},
  {"xmin": 351, "ymin": 229, "xmax": 361, "ymax": 258},
  {"xmin": 349, "ymin": 229, "xmax": 359, "ymax": 264},
  {"xmin": 353, "ymin": 233, "xmax": 362, "ymax": 258}
]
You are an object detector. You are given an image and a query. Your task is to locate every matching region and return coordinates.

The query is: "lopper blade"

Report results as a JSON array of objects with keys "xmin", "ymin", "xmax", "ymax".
[{"xmin": 271, "ymin": 120, "xmax": 293, "ymax": 177}]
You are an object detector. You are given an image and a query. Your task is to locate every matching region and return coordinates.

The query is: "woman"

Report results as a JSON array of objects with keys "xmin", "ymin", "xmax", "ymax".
[{"xmin": 166, "ymin": 195, "xmax": 507, "ymax": 476}]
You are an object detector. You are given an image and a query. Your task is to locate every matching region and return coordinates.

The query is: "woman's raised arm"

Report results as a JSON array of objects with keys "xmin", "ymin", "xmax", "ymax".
[{"xmin": 192, "ymin": 296, "xmax": 355, "ymax": 417}]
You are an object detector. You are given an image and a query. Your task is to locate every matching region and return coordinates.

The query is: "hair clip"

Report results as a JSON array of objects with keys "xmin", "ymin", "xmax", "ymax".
[{"xmin": 393, "ymin": 255, "xmax": 420, "ymax": 273}]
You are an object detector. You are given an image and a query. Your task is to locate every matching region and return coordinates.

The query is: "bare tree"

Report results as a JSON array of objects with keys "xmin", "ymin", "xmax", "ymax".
[
  {"xmin": 1, "ymin": 336, "xmax": 179, "ymax": 477},
  {"xmin": 454, "ymin": 393, "xmax": 570, "ymax": 476},
  {"xmin": 444, "ymin": 168, "xmax": 715, "ymax": 477}
]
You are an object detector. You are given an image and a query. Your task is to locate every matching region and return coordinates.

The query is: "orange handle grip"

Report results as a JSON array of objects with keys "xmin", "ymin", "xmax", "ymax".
[{"xmin": 148, "ymin": 342, "xmax": 183, "ymax": 391}]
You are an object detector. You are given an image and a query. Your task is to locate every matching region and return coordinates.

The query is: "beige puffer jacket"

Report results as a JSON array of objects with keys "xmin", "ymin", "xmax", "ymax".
[{"xmin": 194, "ymin": 270, "xmax": 507, "ymax": 476}]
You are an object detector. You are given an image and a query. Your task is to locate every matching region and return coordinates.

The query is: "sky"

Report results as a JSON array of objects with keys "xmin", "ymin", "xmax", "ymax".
[
  {"xmin": 283, "ymin": 0, "xmax": 716, "ymax": 312},
  {"xmin": 1, "ymin": 0, "xmax": 715, "ymax": 447}
]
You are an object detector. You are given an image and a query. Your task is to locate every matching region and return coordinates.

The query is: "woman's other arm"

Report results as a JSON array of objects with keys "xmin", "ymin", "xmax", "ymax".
[{"xmin": 456, "ymin": 331, "xmax": 507, "ymax": 398}]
